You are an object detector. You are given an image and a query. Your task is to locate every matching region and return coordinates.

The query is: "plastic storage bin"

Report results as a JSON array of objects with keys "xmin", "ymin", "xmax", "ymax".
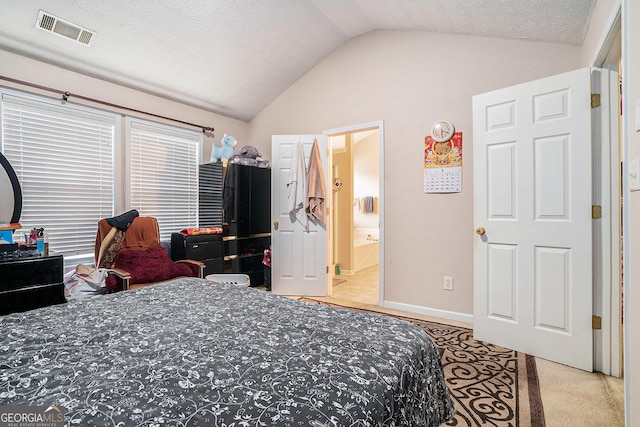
[{"xmin": 205, "ymin": 273, "xmax": 250, "ymax": 287}]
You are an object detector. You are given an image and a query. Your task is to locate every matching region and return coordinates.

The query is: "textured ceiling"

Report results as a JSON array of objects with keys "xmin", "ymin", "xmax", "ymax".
[{"xmin": 0, "ymin": 0, "xmax": 596, "ymax": 121}]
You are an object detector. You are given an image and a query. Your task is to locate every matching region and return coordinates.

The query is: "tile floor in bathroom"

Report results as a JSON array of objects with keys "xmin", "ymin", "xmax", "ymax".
[{"xmin": 330, "ymin": 264, "xmax": 379, "ymax": 305}]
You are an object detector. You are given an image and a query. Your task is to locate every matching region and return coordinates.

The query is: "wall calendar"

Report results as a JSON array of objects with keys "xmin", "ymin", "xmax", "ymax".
[{"xmin": 424, "ymin": 132, "xmax": 462, "ymax": 193}]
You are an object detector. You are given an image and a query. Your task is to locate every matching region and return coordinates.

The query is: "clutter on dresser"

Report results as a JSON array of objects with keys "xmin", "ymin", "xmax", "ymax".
[{"xmin": 0, "ymin": 224, "xmax": 50, "ymax": 259}]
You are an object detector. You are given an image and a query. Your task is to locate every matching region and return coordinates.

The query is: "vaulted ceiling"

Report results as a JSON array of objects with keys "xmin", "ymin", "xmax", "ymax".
[{"xmin": 0, "ymin": 0, "xmax": 596, "ymax": 121}]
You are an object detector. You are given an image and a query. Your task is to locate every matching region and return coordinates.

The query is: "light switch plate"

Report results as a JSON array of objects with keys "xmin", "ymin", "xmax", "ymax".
[{"xmin": 630, "ymin": 158, "xmax": 640, "ymax": 192}]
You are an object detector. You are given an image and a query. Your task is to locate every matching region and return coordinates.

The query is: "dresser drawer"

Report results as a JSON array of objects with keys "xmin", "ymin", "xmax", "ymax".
[
  {"xmin": 171, "ymin": 233, "xmax": 223, "ymax": 261},
  {"xmin": 0, "ymin": 254, "xmax": 65, "ymax": 315},
  {"xmin": 0, "ymin": 255, "xmax": 63, "ymax": 293},
  {"xmin": 185, "ymin": 240, "xmax": 223, "ymax": 260},
  {"xmin": 0, "ymin": 283, "xmax": 65, "ymax": 315}
]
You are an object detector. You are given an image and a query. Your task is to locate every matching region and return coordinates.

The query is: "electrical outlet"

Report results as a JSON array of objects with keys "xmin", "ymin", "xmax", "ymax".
[{"xmin": 444, "ymin": 276, "xmax": 454, "ymax": 291}]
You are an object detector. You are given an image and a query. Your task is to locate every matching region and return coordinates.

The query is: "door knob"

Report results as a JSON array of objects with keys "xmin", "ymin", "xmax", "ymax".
[
  {"xmin": 476, "ymin": 227, "xmax": 486, "ymax": 236},
  {"xmin": 273, "ymin": 220, "xmax": 279, "ymax": 230}
]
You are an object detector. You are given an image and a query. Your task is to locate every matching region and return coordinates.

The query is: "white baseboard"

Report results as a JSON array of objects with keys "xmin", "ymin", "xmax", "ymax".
[{"xmin": 382, "ymin": 300, "xmax": 474, "ymax": 325}]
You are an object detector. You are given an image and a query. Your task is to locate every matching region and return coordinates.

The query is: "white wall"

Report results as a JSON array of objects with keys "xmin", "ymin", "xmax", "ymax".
[
  {"xmin": 249, "ymin": 30, "xmax": 581, "ymax": 317},
  {"xmin": 581, "ymin": 0, "xmax": 621, "ymax": 66}
]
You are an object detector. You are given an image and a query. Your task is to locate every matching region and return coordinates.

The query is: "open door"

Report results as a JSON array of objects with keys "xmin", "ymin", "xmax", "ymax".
[
  {"xmin": 271, "ymin": 134, "xmax": 328, "ymax": 296},
  {"xmin": 472, "ymin": 67, "xmax": 594, "ymax": 371}
]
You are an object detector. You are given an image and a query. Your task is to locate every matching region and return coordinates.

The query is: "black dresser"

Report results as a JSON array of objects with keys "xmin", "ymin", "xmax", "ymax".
[
  {"xmin": 171, "ymin": 233, "xmax": 224, "ymax": 276},
  {"xmin": 0, "ymin": 254, "xmax": 65, "ymax": 315}
]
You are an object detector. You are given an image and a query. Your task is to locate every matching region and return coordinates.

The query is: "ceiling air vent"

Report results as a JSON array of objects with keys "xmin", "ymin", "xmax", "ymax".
[{"xmin": 35, "ymin": 10, "xmax": 96, "ymax": 47}]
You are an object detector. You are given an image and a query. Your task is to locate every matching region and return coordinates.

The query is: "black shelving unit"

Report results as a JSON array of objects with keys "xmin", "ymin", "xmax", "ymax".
[{"xmin": 223, "ymin": 163, "xmax": 271, "ymax": 286}]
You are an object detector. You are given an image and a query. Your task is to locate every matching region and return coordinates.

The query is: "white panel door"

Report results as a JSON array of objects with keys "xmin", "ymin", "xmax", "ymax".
[
  {"xmin": 271, "ymin": 134, "xmax": 328, "ymax": 296},
  {"xmin": 473, "ymin": 67, "xmax": 593, "ymax": 371}
]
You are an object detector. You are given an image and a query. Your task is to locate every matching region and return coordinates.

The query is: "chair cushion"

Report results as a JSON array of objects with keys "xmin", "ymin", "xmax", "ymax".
[{"xmin": 105, "ymin": 246, "xmax": 196, "ymax": 292}]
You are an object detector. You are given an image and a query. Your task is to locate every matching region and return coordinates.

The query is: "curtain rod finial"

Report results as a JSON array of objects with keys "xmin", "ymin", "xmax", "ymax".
[{"xmin": 202, "ymin": 127, "xmax": 215, "ymax": 138}]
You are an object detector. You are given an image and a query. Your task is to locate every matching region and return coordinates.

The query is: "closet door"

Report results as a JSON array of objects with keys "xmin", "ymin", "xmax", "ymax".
[{"xmin": 472, "ymin": 67, "xmax": 593, "ymax": 371}]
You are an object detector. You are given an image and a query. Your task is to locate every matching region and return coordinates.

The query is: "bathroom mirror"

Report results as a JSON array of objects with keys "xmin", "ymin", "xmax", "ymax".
[{"xmin": 0, "ymin": 152, "xmax": 22, "ymax": 224}]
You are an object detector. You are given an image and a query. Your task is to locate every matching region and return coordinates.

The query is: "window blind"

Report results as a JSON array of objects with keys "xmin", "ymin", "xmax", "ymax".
[
  {"xmin": 1, "ymin": 92, "xmax": 117, "ymax": 267},
  {"xmin": 127, "ymin": 118, "xmax": 201, "ymax": 241}
]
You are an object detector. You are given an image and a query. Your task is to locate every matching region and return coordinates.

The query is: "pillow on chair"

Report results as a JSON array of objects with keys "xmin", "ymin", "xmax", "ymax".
[{"xmin": 105, "ymin": 246, "xmax": 196, "ymax": 292}]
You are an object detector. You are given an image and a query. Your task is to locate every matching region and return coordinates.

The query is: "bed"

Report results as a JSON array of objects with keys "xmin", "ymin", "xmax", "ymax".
[{"xmin": 0, "ymin": 277, "xmax": 455, "ymax": 426}]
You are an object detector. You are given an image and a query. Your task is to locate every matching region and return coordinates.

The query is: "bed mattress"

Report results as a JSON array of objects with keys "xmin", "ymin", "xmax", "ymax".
[{"xmin": 0, "ymin": 277, "xmax": 454, "ymax": 426}]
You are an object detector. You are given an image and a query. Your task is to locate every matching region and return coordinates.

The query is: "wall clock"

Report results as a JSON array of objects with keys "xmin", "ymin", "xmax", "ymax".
[{"xmin": 431, "ymin": 120, "xmax": 455, "ymax": 143}]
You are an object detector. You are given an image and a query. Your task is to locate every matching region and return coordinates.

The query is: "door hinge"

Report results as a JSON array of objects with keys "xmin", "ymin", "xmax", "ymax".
[
  {"xmin": 592, "ymin": 315, "xmax": 602, "ymax": 330},
  {"xmin": 592, "ymin": 205, "xmax": 602, "ymax": 219},
  {"xmin": 326, "ymin": 266, "xmax": 329, "ymax": 274},
  {"xmin": 591, "ymin": 93, "xmax": 601, "ymax": 108}
]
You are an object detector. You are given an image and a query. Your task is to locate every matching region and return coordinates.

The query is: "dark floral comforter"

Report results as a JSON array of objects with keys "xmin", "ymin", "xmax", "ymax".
[{"xmin": 0, "ymin": 277, "xmax": 455, "ymax": 426}]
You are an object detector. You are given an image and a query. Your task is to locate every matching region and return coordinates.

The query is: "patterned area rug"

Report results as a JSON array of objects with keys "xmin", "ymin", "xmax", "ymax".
[{"xmin": 298, "ymin": 298, "xmax": 545, "ymax": 427}]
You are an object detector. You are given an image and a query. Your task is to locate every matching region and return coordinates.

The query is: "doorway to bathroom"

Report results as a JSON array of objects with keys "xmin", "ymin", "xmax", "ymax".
[{"xmin": 326, "ymin": 121, "xmax": 384, "ymax": 306}]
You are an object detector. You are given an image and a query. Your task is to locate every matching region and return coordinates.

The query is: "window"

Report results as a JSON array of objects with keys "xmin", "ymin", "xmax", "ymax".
[
  {"xmin": 1, "ymin": 90, "xmax": 203, "ymax": 268},
  {"xmin": 1, "ymin": 92, "xmax": 118, "ymax": 267},
  {"xmin": 126, "ymin": 118, "xmax": 201, "ymax": 241}
]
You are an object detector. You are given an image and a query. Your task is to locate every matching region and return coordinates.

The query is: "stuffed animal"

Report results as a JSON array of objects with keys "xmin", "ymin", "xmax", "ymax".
[
  {"xmin": 210, "ymin": 134, "xmax": 236, "ymax": 163},
  {"xmin": 232, "ymin": 144, "xmax": 261, "ymax": 167}
]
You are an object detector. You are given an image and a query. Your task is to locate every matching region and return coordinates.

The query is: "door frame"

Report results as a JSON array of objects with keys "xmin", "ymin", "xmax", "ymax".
[
  {"xmin": 592, "ymin": 65, "xmax": 623, "ymax": 378},
  {"xmin": 591, "ymin": 7, "xmax": 623, "ymax": 378},
  {"xmin": 324, "ymin": 121, "xmax": 385, "ymax": 306}
]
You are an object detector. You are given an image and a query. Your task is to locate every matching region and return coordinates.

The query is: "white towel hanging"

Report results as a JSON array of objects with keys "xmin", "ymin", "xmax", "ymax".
[{"xmin": 287, "ymin": 141, "xmax": 308, "ymax": 230}]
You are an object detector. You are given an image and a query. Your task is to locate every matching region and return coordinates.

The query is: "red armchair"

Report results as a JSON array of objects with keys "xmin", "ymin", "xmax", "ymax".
[{"xmin": 94, "ymin": 216, "xmax": 203, "ymax": 292}]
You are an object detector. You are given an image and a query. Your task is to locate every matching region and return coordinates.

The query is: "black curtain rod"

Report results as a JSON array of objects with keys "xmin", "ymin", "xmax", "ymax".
[{"xmin": 0, "ymin": 75, "xmax": 214, "ymax": 133}]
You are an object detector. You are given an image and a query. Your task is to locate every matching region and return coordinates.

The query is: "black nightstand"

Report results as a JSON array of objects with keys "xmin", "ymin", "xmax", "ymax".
[{"xmin": 0, "ymin": 254, "xmax": 65, "ymax": 315}]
